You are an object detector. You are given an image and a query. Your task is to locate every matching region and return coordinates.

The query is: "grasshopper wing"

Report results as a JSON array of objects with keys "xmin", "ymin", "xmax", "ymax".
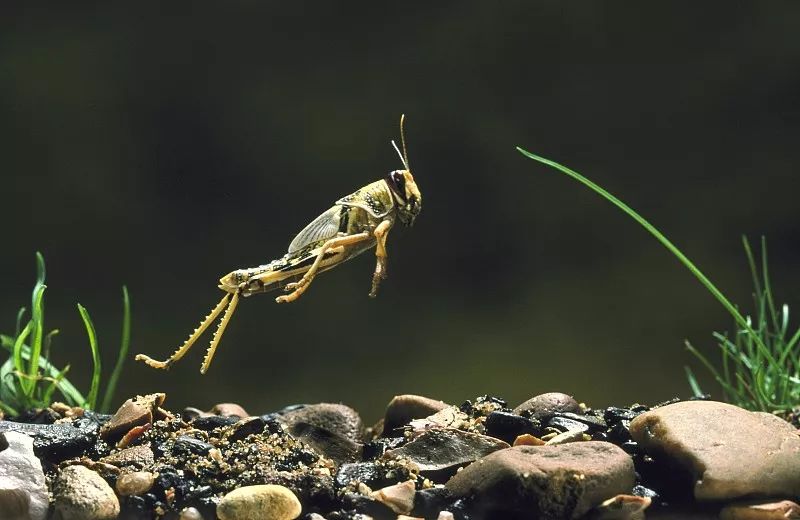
[{"xmin": 288, "ymin": 205, "xmax": 342, "ymax": 253}]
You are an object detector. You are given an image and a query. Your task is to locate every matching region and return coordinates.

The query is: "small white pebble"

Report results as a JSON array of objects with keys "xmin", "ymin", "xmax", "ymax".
[
  {"xmin": 179, "ymin": 506, "xmax": 204, "ymax": 520},
  {"xmin": 437, "ymin": 512, "xmax": 455, "ymax": 520}
]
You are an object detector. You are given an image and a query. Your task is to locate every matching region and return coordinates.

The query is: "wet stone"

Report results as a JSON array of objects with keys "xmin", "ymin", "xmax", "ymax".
[
  {"xmin": 0, "ymin": 420, "xmax": 95, "ymax": 463},
  {"xmin": 411, "ymin": 487, "xmax": 452, "ymax": 518},
  {"xmin": 335, "ymin": 461, "xmax": 417, "ymax": 492},
  {"xmin": 383, "ymin": 394, "xmax": 450, "ymax": 436},
  {"xmin": 484, "ymin": 411, "xmax": 540, "ymax": 443},
  {"xmin": 53, "ymin": 465, "xmax": 120, "ymax": 520},
  {"xmin": 513, "ymin": 392, "xmax": 581, "ymax": 420},
  {"xmin": 228, "ymin": 416, "xmax": 267, "ymax": 442},
  {"xmin": 383, "ymin": 428, "xmax": 509, "ymax": 475},
  {"xmin": 630, "ymin": 400, "xmax": 800, "ymax": 500},
  {"xmin": 191, "ymin": 414, "xmax": 239, "ymax": 431},
  {"xmin": 546, "ymin": 416, "xmax": 590, "ymax": 434},
  {"xmin": 445, "ymin": 442, "xmax": 636, "ymax": 519},
  {"xmin": 555, "ymin": 412, "xmax": 607, "ymax": 431}
]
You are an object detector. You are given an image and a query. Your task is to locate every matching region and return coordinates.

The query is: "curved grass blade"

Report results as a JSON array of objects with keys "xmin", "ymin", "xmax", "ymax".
[
  {"xmin": 77, "ymin": 304, "xmax": 101, "ymax": 410},
  {"xmin": 100, "ymin": 286, "xmax": 130, "ymax": 413}
]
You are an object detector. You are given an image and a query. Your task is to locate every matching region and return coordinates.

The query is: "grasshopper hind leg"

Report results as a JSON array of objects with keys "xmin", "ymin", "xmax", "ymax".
[{"xmin": 135, "ymin": 292, "xmax": 232, "ymax": 370}]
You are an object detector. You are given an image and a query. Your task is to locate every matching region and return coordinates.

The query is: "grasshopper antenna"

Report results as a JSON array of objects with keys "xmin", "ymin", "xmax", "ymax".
[{"xmin": 391, "ymin": 114, "xmax": 410, "ymax": 172}]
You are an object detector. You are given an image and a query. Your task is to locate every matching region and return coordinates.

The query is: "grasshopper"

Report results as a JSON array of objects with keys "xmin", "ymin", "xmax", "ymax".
[{"xmin": 135, "ymin": 115, "xmax": 421, "ymax": 374}]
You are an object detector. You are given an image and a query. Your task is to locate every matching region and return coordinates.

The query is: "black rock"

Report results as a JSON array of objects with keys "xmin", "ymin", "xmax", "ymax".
[
  {"xmin": 555, "ymin": 412, "xmax": 607, "ymax": 431},
  {"xmin": 170, "ymin": 435, "xmax": 214, "ymax": 456},
  {"xmin": 0, "ymin": 420, "xmax": 95, "ymax": 463},
  {"xmin": 190, "ymin": 415, "xmax": 238, "ymax": 431},
  {"xmin": 362, "ymin": 437, "xmax": 405, "ymax": 460},
  {"xmin": 339, "ymin": 492, "xmax": 397, "ymax": 520},
  {"xmin": 228, "ymin": 416, "xmax": 266, "ymax": 442},
  {"xmin": 288, "ymin": 421, "xmax": 361, "ymax": 464},
  {"xmin": 604, "ymin": 406, "xmax": 642, "ymax": 424},
  {"xmin": 546, "ymin": 416, "xmax": 589, "ymax": 433},
  {"xmin": 484, "ymin": 411, "xmax": 540, "ymax": 443},
  {"xmin": 0, "ymin": 432, "xmax": 8, "ymax": 452},
  {"xmin": 412, "ymin": 486, "xmax": 453, "ymax": 517},
  {"xmin": 335, "ymin": 462, "xmax": 412, "ymax": 492}
]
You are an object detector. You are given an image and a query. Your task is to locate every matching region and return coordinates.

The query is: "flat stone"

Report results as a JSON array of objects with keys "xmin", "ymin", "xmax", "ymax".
[
  {"xmin": 445, "ymin": 442, "xmax": 636, "ymax": 519},
  {"xmin": 0, "ymin": 432, "xmax": 48, "ymax": 520},
  {"xmin": 286, "ymin": 421, "xmax": 361, "ymax": 465},
  {"xmin": 99, "ymin": 444, "xmax": 155, "ymax": 468},
  {"xmin": 53, "ymin": 465, "xmax": 120, "ymax": 520},
  {"xmin": 629, "ymin": 400, "xmax": 800, "ymax": 500},
  {"xmin": 383, "ymin": 428, "xmax": 509, "ymax": 473},
  {"xmin": 100, "ymin": 393, "xmax": 165, "ymax": 441},
  {"xmin": 720, "ymin": 499, "xmax": 800, "ymax": 520},
  {"xmin": 514, "ymin": 392, "xmax": 581, "ymax": 419},
  {"xmin": 370, "ymin": 480, "xmax": 416, "ymax": 514},
  {"xmin": 383, "ymin": 394, "xmax": 449, "ymax": 436},
  {"xmin": 281, "ymin": 403, "xmax": 364, "ymax": 443},
  {"xmin": 216, "ymin": 484, "xmax": 302, "ymax": 520},
  {"xmin": 0, "ymin": 420, "xmax": 94, "ymax": 462}
]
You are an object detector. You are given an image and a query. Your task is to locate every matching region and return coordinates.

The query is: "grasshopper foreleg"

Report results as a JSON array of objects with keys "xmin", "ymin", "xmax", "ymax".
[
  {"xmin": 135, "ymin": 292, "xmax": 232, "ymax": 370},
  {"xmin": 200, "ymin": 290, "xmax": 240, "ymax": 373},
  {"xmin": 369, "ymin": 220, "xmax": 393, "ymax": 298}
]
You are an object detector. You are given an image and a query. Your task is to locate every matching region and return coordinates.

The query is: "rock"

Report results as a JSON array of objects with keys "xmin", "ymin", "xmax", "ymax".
[
  {"xmin": 383, "ymin": 395, "xmax": 449, "ymax": 436},
  {"xmin": 100, "ymin": 444, "xmax": 155, "ymax": 468},
  {"xmin": 629, "ymin": 400, "xmax": 800, "ymax": 500},
  {"xmin": 191, "ymin": 414, "xmax": 239, "ymax": 431},
  {"xmin": 0, "ymin": 419, "xmax": 95, "ymax": 462},
  {"xmin": 513, "ymin": 433, "xmax": 546, "ymax": 446},
  {"xmin": 53, "ymin": 465, "xmax": 120, "ymax": 520},
  {"xmin": 719, "ymin": 499, "xmax": 800, "ymax": 520},
  {"xmin": 437, "ymin": 512, "xmax": 455, "ymax": 520},
  {"xmin": 178, "ymin": 506, "xmax": 205, "ymax": 520},
  {"xmin": 409, "ymin": 406, "xmax": 470, "ymax": 432},
  {"xmin": 412, "ymin": 487, "xmax": 452, "ymax": 518},
  {"xmin": 370, "ymin": 480, "xmax": 416, "ymax": 514},
  {"xmin": 287, "ymin": 421, "xmax": 361, "ymax": 465},
  {"xmin": 545, "ymin": 430, "xmax": 590, "ymax": 445},
  {"xmin": 383, "ymin": 428, "xmax": 509, "ymax": 474},
  {"xmin": 586, "ymin": 494, "xmax": 651, "ymax": 519},
  {"xmin": 335, "ymin": 461, "xmax": 417, "ymax": 491},
  {"xmin": 281, "ymin": 403, "xmax": 364, "ymax": 443},
  {"xmin": 445, "ymin": 442, "xmax": 636, "ymax": 519},
  {"xmin": 210, "ymin": 402, "xmax": 250, "ymax": 417},
  {"xmin": 228, "ymin": 416, "xmax": 267, "ymax": 441},
  {"xmin": 484, "ymin": 411, "xmax": 540, "ymax": 443},
  {"xmin": 115, "ymin": 471, "xmax": 155, "ymax": 496},
  {"xmin": 0, "ymin": 431, "xmax": 48, "ymax": 520},
  {"xmin": 216, "ymin": 484, "xmax": 302, "ymax": 520},
  {"xmin": 514, "ymin": 392, "xmax": 581, "ymax": 419},
  {"xmin": 100, "ymin": 393, "xmax": 165, "ymax": 442}
]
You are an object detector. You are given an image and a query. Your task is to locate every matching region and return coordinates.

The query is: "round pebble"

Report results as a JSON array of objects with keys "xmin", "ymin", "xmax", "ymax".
[
  {"xmin": 217, "ymin": 484, "xmax": 302, "ymax": 520},
  {"xmin": 115, "ymin": 471, "xmax": 155, "ymax": 496},
  {"xmin": 179, "ymin": 506, "xmax": 205, "ymax": 520},
  {"xmin": 53, "ymin": 465, "xmax": 120, "ymax": 520}
]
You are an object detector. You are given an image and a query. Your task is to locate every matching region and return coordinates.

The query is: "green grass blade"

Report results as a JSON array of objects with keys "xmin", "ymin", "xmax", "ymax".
[
  {"xmin": 684, "ymin": 366, "xmax": 704, "ymax": 397},
  {"xmin": 13, "ymin": 322, "xmax": 32, "ymax": 378},
  {"xmin": 14, "ymin": 308, "xmax": 26, "ymax": 337},
  {"xmin": 759, "ymin": 236, "xmax": 781, "ymax": 335},
  {"xmin": 26, "ymin": 284, "xmax": 46, "ymax": 397},
  {"xmin": 100, "ymin": 285, "xmax": 130, "ymax": 413},
  {"xmin": 516, "ymin": 148, "xmax": 774, "ymax": 365},
  {"xmin": 41, "ymin": 364, "xmax": 70, "ymax": 405},
  {"xmin": 77, "ymin": 304, "xmax": 101, "ymax": 410}
]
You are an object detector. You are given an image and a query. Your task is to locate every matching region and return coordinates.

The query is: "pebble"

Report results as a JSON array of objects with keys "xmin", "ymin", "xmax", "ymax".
[
  {"xmin": 629, "ymin": 400, "xmax": 800, "ymax": 500},
  {"xmin": 216, "ymin": 484, "xmax": 302, "ymax": 520},
  {"xmin": 209, "ymin": 402, "xmax": 250, "ymax": 418},
  {"xmin": 0, "ymin": 431, "xmax": 48, "ymax": 520},
  {"xmin": 513, "ymin": 392, "xmax": 581, "ymax": 419},
  {"xmin": 484, "ymin": 410, "xmax": 540, "ymax": 443},
  {"xmin": 100, "ymin": 444, "xmax": 155, "ymax": 468},
  {"xmin": 0, "ymin": 419, "xmax": 95, "ymax": 462},
  {"xmin": 545, "ymin": 429, "xmax": 591, "ymax": 445},
  {"xmin": 382, "ymin": 394, "xmax": 449, "ymax": 436},
  {"xmin": 586, "ymin": 494, "xmax": 651, "ymax": 519},
  {"xmin": 179, "ymin": 506, "xmax": 205, "ymax": 520},
  {"xmin": 53, "ymin": 465, "xmax": 120, "ymax": 520},
  {"xmin": 287, "ymin": 421, "xmax": 361, "ymax": 465},
  {"xmin": 445, "ymin": 441, "xmax": 636, "ymax": 519},
  {"xmin": 383, "ymin": 428, "xmax": 509, "ymax": 473},
  {"xmin": 370, "ymin": 480, "xmax": 416, "ymax": 514},
  {"xmin": 100, "ymin": 393, "xmax": 165, "ymax": 441},
  {"xmin": 280, "ymin": 403, "xmax": 364, "ymax": 443},
  {"xmin": 115, "ymin": 471, "xmax": 155, "ymax": 496},
  {"xmin": 719, "ymin": 499, "xmax": 800, "ymax": 520}
]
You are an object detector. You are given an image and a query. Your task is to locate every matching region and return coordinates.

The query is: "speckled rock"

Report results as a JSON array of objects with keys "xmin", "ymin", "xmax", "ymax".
[
  {"xmin": 281, "ymin": 403, "xmax": 364, "ymax": 443},
  {"xmin": 53, "ymin": 465, "xmax": 120, "ymax": 520},
  {"xmin": 216, "ymin": 484, "xmax": 302, "ymax": 520},
  {"xmin": 719, "ymin": 499, "xmax": 800, "ymax": 520},
  {"xmin": 115, "ymin": 471, "xmax": 155, "ymax": 496},
  {"xmin": 0, "ymin": 431, "xmax": 48, "ymax": 520},
  {"xmin": 383, "ymin": 428, "xmax": 509, "ymax": 473},
  {"xmin": 446, "ymin": 442, "xmax": 636, "ymax": 519},
  {"xmin": 629, "ymin": 400, "xmax": 800, "ymax": 500},
  {"xmin": 514, "ymin": 392, "xmax": 581, "ymax": 419},
  {"xmin": 383, "ymin": 394, "xmax": 449, "ymax": 436}
]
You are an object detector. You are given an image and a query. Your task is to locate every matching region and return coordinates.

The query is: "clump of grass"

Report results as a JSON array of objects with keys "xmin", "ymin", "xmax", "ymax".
[
  {"xmin": 0, "ymin": 252, "xmax": 131, "ymax": 415},
  {"xmin": 516, "ymin": 147, "xmax": 799, "ymax": 413}
]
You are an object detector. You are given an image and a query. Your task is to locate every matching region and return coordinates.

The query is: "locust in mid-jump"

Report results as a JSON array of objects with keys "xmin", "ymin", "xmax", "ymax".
[{"xmin": 136, "ymin": 115, "xmax": 422, "ymax": 373}]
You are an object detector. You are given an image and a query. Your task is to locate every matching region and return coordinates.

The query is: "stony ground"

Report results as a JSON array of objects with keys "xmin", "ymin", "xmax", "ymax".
[{"xmin": 0, "ymin": 392, "xmax": 798, "ymax": 520}]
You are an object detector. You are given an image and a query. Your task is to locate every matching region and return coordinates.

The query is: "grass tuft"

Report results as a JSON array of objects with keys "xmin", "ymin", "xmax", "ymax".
[{"xmin": 517, "ymin": 147, "xmax": 798, "ymax": 413}]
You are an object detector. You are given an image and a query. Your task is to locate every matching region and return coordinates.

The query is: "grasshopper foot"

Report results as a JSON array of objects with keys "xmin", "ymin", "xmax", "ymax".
[{"xmin": 135, "ymin": 354, "xmax": 171, "ymax": 370}]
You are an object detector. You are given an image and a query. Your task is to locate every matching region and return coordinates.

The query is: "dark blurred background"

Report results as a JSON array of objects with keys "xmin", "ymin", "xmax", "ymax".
[{"xmin": 1, "ymin": 2, "xmax": 798, "ymax": 421}]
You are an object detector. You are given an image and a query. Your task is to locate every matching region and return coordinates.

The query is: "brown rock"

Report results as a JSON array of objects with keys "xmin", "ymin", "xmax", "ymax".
[
  {"xmin": 383, "ymin": 395, "xmax": 449, "ymax": 436},
  {"xmin": 445, "ymin": 442, "xmax": 636, "ymax": 519},
  {"xmin": 209, "ymin": 403, "xmax": 249, "ymax": 418},
  {"xmin": 115, "ymin": 471, "xmax": 155, "ymax": 496},
  {"xmin": 100, "ymin": 445, "xmax": 155, "ymax": 468},
  {"xmin": 100, "ymin": 393, "xmax": 165, "ymax": 441},
  {"xmin": 370, "ymin": 480, "xmax": 416, "ymax": 514},
  {"xmin": 629, "ymin": 401, "xmax": 800, "ymax": 501},
  {"xmin": 587, "ymin": 494, "xmax": 651, "ymax": 519},
  {"xmin": 514, "ymin": 392, "xmax": 581, "ymax": 419},
  {"xmin": 53, "ymin": 465, "xmax": 120, "ymax": 520},
  {"xmin": 719, "ymin": 499, "xmax": 800, "ymax": 520},
  {"xmin": 281, "ymin": 403, "xmax": 363, "ymax": 443}
]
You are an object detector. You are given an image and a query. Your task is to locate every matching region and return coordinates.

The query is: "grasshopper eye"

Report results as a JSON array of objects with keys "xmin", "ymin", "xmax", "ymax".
[{"xmin": 386, "ymin": 170, "xmax": 407, "ymax": 201}]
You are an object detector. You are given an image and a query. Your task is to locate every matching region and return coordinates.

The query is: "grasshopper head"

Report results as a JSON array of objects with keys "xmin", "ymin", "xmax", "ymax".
[
  {"xmin": 387, "ymin": 114, "xmax": 421, "ymax": 226},
  {"xmin": 218, "ymin": 270, "xmax": 247, "ymax": 293},
  {"xmin": 385, "ymin": 169, "xmax": 421, "ymax": 226}
]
